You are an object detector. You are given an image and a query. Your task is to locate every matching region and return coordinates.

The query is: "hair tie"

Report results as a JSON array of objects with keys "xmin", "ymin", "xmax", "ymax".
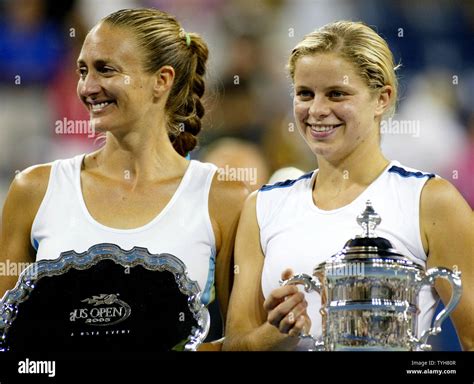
[{"xmin": 185, "ymin": 33, "xmax": 191, "ymax": 47}]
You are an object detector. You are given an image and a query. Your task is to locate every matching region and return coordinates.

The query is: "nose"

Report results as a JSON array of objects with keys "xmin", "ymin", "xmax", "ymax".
[
  {"xmin": 78, "ymin": 72, "xmax": 101, "ymax": 99},
  {"xmin": 308, "ymin": 95, "xmax": 331, "ymax": 120}
]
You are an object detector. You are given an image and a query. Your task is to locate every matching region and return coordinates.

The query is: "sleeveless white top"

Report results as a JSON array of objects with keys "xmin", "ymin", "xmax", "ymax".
[
  {"xmin": 31, "ymin": 154, "xmax": 218, "ymax": 305},
  {"xmin": 257, "ymin": 160, "xmax": 439, "ymax": 348}
]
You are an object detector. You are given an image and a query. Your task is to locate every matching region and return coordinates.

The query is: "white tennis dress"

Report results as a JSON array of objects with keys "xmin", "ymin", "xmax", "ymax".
[
  {"xmin": 257, "ymin": 160, "xmax": 439, "ymax": 349},
  {"xmin": 31, "ymin": 154, "xmax": 218, "ymax": 305}
]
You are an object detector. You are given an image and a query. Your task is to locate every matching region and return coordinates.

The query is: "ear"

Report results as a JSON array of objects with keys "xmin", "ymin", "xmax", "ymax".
[
  {"xmin": 374, "ymin": 85, "xmax": 393, "ymax": 117},
  {"xmin": 153, "ymin": 65, "xmax": 175, "ymax": 98}
]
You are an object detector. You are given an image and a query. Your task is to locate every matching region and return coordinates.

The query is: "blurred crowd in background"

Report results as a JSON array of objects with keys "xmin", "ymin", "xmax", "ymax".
[{"xmin": 0, "ymin": 0, "xmax": 473, "ymax": 206}]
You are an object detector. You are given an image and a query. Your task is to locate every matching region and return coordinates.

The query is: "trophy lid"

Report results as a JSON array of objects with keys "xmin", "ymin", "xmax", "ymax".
[
  {"xmin": 316, "ymin": 200, "xmax": 417, "ymax": 271},
  {"xmin": 344, "ymin": 199, "xmax": 395, "ymax": 252}
]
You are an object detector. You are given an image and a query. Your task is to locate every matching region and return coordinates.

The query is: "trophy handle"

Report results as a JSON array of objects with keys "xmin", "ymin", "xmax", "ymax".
[
  {"xmin": 414, "ymin": 267, "xmax": 462, "ymax": 350},
  {"xmin": 280, "ymin": 273, "xmax": 322, "ymax": 294},
  {"xmin": 280, "ymin": 273, "xmax": 324, "ymax": 351}
]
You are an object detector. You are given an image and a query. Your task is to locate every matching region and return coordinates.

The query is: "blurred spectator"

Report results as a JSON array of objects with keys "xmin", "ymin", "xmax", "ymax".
[
  {"xmin": 442, "ymin": 114, "xmax": 474, "ymax": 208},
  {"xmin": 381, "ymin": 70, "xmax": 466, "ymax": 175},
  {"xmin": 46, "ymin": 4, "xmax": 97, "ymax": 159},
  {"xmin": 261, "ymin": 113, "xmax": 316, "ymax": 174},
  {"xmin": 0, "ymin": 0, "xmax": 69, "ymax": 184},
  {"xmin": 0, "ymin": 0, "xmax": 66, "ymax": 85},
  {"xmin": 76, "ymin": 0, "xmax": 141, "ymax": 29},
  {"xmin": 205, "ymin": 76, "xmax": 264, "ymax": 144},
  {"xmin": 200, "ymin": 137, "xmax": 270, "ymax": 192}
]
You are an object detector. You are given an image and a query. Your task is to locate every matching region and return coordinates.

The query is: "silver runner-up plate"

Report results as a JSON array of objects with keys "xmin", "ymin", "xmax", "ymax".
[{"xmin": 0, "ymin": 243, "xmax": 210, "ymax": 352}]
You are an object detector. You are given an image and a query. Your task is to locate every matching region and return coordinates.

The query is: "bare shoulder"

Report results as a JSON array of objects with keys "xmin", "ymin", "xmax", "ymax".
[
  {"xmin": 420, "ymin": 177, "xmax": 472, "ymax": 218},
  {"xmin": 209, "ymin": 176, "xmax": 250, "ymax": 214},
  {"xmin": 210, "ymin": 175, "xmax": 250, "ymax": 200},
  {"xmin": 241, "ymin": 190, "xmax": 258, "ymax": 214},
  {"xmin": 10, "ymin": 163, "xmax": 52, "ymax": 196},
  {"xmin": 0, "ymin": 163, "xmax": 53, "ymax": 295},
  {"xmin": 5, "ymin": 163, "xmax": 53, "ymax": 216},
  {"xmin": 420, "ymin": 177, "xmax": 472, "ymax": 258}
]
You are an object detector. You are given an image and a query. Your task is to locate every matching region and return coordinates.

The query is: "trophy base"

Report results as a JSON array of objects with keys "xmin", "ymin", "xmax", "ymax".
[{"xmin": 334, "ymin": 345, "xmax": 407, "ymax": 351}]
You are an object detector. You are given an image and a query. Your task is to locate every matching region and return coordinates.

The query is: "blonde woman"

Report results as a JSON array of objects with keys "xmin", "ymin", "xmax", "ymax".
[
  {"xmin": 223, "ymin": 21, "xmax": 473, "ymax": 351},
  {"xmin": 0, "ymin": 8, "xmax": 247, "ymax": 349}
]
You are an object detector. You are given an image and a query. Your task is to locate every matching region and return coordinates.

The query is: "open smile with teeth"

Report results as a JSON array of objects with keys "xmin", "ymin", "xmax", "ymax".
[
  {"xmin": 307, "ymin": 124, "xmax": 342, "ymax": 132},
  {"xmin": 90, "ymin": 101, "xmax": 114, "ymax": 112}
]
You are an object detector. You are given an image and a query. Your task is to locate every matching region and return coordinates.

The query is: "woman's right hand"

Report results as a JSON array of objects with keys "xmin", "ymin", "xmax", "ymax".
[{"xmin": 263, "ymin": 269, "xmax": 312, "ymax": 338}]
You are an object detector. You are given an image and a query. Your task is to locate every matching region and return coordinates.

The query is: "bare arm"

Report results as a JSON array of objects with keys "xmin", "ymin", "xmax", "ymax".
[
  {"xmin": 0, "ymin": 165, "xmax": 51, "ymax": 298},
  {"xmin": 198, "ymin": 177, "xmax": 248, "ymax": 351},
  {"xmin": 222, "ymin": 192, "xmax": 310, "ymax": 351},
  {"xmin": 421, "ymin": 177, "xmax": 474, "ymax": 351},
  {"xmin": 209, "ymin": 177, "xmax": 249, "ymax": 322}
]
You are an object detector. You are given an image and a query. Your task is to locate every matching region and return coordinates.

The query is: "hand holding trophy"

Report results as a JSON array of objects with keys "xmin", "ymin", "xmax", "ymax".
[{"xmin": 282, "ymin": 200, "xmax": 462, "ymax": 351}]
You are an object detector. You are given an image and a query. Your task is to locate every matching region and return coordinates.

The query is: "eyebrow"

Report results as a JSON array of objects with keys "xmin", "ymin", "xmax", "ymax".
[
  {"xmin": 76, "ymin": 58, "xmax": 116, "ymax": 67},
  {"xmin": 295, "ymin": 84, "xmax": 355, "ymax": 92}
]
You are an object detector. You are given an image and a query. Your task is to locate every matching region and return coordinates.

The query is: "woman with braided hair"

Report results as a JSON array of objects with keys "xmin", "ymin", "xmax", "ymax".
[{"xmin": 0, "ymin": 8, "xmax": 248, "ymax": 349}]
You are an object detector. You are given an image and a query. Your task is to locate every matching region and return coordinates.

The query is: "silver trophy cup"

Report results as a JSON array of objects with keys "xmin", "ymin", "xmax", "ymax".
[{"xmin": 282, "ymin": 200, "xmax": 462, "ymax": 351}]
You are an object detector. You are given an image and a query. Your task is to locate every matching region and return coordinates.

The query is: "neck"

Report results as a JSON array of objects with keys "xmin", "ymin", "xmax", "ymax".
[
  {"xmin": 315, "ymin": 135, "xmax": 389, "ymax": 191},
  {"xmin": 87, "ymin": 126, "xmax": 188, "ymax": 184}
]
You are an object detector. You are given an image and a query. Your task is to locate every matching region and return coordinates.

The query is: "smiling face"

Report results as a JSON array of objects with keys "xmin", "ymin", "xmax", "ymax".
[
  {"xmin": 76, "ymin": 22, "xmax": 160, "ymax": 134},
  {"xmin": 293, "ymin": 53, "xmax": 386, "ymax": 162}
]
